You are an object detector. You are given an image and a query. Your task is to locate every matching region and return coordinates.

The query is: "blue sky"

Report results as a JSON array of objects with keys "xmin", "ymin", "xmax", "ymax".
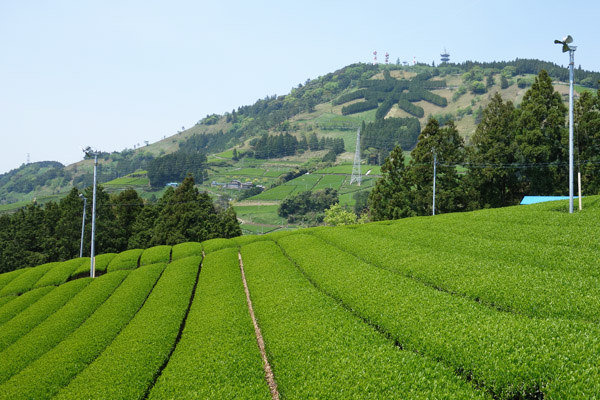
[{"xmin": 1, "ymin": 0, "xmax": 598, "ymax": 174}]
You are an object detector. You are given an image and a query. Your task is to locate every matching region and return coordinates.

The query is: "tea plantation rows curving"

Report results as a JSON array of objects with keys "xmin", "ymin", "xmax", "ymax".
[{"xmin": 0, "ymin": 198, "xmax": 599, "ymax": 398}]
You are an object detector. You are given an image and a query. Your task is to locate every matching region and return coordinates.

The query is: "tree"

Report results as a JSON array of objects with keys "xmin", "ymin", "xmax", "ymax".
[
  {"xmin": 368, "ymin": 145, "xmax": 413, "ymax": 221},
  {"xmin": 515, "ymin": 69, "xmax": 567, "ymax": 195},
  {"xmin": 500, "ymin": 74, "xmax": 509, "ymax": 89},
  {"xmin": 574, "ymin": 89, "xmax": 600, "ymax": 194},
  {"xmin": 112, "ymin": 189, "xmax": 144, "ymax": 246},
  {"xmin": 406, "ymin": 118, "xmax": 466, "ymax": 215},
  {"xmin": 324, "ymin": 203, "xmax": 357, "ymax": 226},
  {"xmin": 82, "ymin": 185, "xmax": 127, "ymax": 254},
  {"xmin": 465, "ymin": 93, "xmax": 521, "ymax": 208},
  {"xmin": 128, "ymin": 202, "xmax": 159, "ymax": 249},
  {"xmin": 55, "ymin": 188, "xmax": 86, "ymax": 260}
]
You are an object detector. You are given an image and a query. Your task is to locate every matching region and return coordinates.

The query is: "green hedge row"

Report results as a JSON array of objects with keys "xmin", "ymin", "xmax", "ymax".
[
  {"xmin": 140, "ymin": 245, "xmax": 171, "ymax": 266},
  {"xmin": 55, "ymin": 257, "xmax": 200, "ymax": 399},
  {"xmin": 331, "ymin": 89, "xmax": 367, "ymax": 106},
  {"xmin": 241, "ymin": 240, "xmax": 487, "ymax": 399},
  {"xmin": 316, "ymin": 220, "xmax": 600, "ymax": 323},
  {"xmin": 33, "ymin": 258, "xmax": 88, "ymax": 288},
  {"xmin": 0, "ymin": 286, "xmax": 54, "ymax": 327},
  {"xmin": 149, "ymin": 247, "xmax": 269, "ymax": 399},
  {"xmin": 341, "ymin": 99, "xmax": 378, "ymax": 115},
  {"xmin": 106, "ymin": 248, "xmax": 143, "ymax": 272},
  {"xmin": 0, "ymin": 263, "xmax": 166, "ymax": 400},
  {"xmin": 70, "ymin": 253, "xmax": 116, "ymax": 278},
  {"xmin": 0, "ymin": 269, "xmax": 27, "ymax": 293},
  {"xmin": 0, "ymin": 280, "xmax": 90, "ymax": 353},
  {"xmin": 0, "ymin": 262, "xmax": 59, "ymax": 297},
  {"xmin": 277, "ymin": 233, "xmax": 600, "ymax": 399},
  {"xmin": 202, "ymin": 237, "xmax": 236, "ymax": 253},
  {"xmin": 0, "ymin": 271, "xmax": 127, "ymax": 384},
  {"xmin": 171, "ymin": 242, "xmax": 203, "ymax": 261},
  {"xmin": 0, "ymin": 297, "xmax": 11, "ymax": 309},
  {"xmin": 397, "ymin": 99, "xmax": 425, "ymax": 117}
]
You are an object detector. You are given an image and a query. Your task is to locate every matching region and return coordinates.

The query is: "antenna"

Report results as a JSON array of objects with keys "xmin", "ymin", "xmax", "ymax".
[
  {"xmin": 27, "ymin": 153, "xmax": 30, "ymax": 164},
  {"xmin": 441, "ymin": 48, "xmax": 450, "ymax": 63},
  {"xmin": 385, "ymin": 52, "xmax": 389, "ymax": 64},
  {"xmin": 373, "ymin": 51, "xmax": 378, "ymax": 65},
  {"xmin": 350, "ymin": 128, "xmax": 362, "ymax": 186}
]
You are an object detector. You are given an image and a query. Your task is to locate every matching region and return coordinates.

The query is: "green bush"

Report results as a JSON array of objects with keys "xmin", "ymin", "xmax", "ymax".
[
  {"xmin": 240, "ymin": 240, "xmax": 486, "ymax": 399},
  {"xmin": 0, "ymin": 270, "xmax": 27, "ymax": 293},
  {"xmin": 55, "ymin": 257, "xmax": 200, "ymax": 400},
  {"xmin": 70, "ymin": 253, "xmax": 116, "ymax": 278},
  {"xmin": 278, "ymin": 233, "xmax": 600, "ymax": 399},
  {"xmin": 140, "ymin": 245, "xmax": 171, "ymax": 266},
  {"xmin": 106, "ymin": 248, "xmax": 143, "ymax": 272},
  {"xmin": 33, "ymin": 258, "xmax": 88, "ymax": 288},
  {"xmin": 171, "ymin": 242, "xmax": 203, "ymax": 261},
  {"xmin": 0, "ymin": 263, "xmax": 166, "ymax": 399},
  {"xmin": 0, "ymin": 271, "xmax": 127, "ymax": 384},
  {"xmin": 0, "ymin": 286, "xmax": 53, "ymax": 326},
  {"xmin": 0, "ymin": 262, "xmax": 59, "ymax": 297},
  {"xmin": 148, "ymin": 248, "xmax": 269, "ymax": 399}
]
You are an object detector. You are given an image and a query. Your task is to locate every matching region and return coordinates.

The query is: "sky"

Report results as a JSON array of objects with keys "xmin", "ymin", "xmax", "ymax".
[{"xmin": 1, "ymin": 0, "xmax": 599, "ymax": 174}]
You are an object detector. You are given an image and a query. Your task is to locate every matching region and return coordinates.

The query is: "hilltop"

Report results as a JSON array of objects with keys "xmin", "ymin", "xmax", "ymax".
[{"xmin": 0, "ymin": 197, "xmax": 600, "ymax": 398}]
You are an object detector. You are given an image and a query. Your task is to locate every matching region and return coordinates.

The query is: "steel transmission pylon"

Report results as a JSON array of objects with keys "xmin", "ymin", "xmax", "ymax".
[{"xmin": 350, "ymin": 128, "xmax": 361, "ymax": 186}]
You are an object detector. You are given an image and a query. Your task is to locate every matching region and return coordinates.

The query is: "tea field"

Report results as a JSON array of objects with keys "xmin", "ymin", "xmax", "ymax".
[{"xmin": 1, "ymin": 197, "xmax": 600, "ymax": 399}]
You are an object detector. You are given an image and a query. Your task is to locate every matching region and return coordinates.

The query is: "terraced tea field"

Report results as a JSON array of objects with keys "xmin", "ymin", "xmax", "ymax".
[{"xmin": 1, "ymin": 198, "xmax": 600, "ymax": 398}]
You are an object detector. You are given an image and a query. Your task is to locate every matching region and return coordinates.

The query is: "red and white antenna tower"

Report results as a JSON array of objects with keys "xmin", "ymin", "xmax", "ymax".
[
  {"xmin": 373, "ymin": 51, "xmax": 378, "ymax": 65},
  {"xmin": 385, "ymin": 52, "xmax": 389, "ymax": 64},
  {"xmin": 413, "ymin": 56, "xmax": 416, "ymax": 65}
]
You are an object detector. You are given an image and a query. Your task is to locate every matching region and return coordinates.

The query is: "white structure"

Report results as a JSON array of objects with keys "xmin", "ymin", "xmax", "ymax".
[{"xmin": 350, "ymin": 128, "xmax": 362, "ymax": 186}]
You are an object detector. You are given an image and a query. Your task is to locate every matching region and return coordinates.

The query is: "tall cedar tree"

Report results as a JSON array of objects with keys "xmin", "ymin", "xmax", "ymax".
[
  {"xmin": 574, "ymin": 89, "xmax": 600, "ymax": 194},
  {"xmin": 150, "ymin": 175, "xmax": 240, "ymax": 245},
  {"xmin": 55, "ymin": 188, "xmax": 86, "ymax": 259},
  {"xmin": 515, "ymin": 69, "xmax": 567, "ymax": 195},
  {"xmin": 406, "ymin": 118, "xmax": 466, "ymax": 215},
  {"xmin": 466, "ymin": 93, "xmax": 521, "ymax": 207},
  {"xmin": 368, "ymin": 145, "xmax": 414, "ymax": 221}
]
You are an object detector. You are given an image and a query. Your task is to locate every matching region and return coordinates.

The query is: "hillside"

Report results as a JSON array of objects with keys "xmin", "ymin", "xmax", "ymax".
[
  {"xmin": 1, "ymin": 58, "xmax": 598, "ymax": 215},
  {"xmin": 0, "ymin": 198, "xmax": 600, "ymax": 398}
]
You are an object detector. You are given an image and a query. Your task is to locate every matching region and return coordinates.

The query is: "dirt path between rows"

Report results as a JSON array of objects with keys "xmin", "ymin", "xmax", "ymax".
[{"xmin": 238, "ymin": 252, "xmax": 279, "ymax": 400}]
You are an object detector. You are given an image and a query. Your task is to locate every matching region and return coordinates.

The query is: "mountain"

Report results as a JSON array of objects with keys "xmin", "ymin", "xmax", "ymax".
[{"xmin": 1, "ymin": 58, "xmax": 598, "ymax": 213}]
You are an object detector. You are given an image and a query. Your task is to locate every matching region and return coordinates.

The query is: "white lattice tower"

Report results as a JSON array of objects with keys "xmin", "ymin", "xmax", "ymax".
[{"xmin": 350, "ymin": 128, "xmax": 362, "ymax": 186}]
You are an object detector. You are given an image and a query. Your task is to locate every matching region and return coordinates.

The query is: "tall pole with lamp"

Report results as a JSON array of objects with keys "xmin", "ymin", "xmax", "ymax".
[
  {"xmin": 554, "ymin": 35, "xmax": 576, "ymax": 213},
  {"xmin": 83, "ymin": 147, "xmax": 100, "ymax": 277}
]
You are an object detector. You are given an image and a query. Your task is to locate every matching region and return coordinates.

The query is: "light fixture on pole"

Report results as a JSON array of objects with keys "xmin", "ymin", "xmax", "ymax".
[
  {"xmin": 554, "ymin": 35, "xmax": 576, "ymax": 213},
  {"xmin": 83, "ymin": 146, "xmax": 100, "ymax": 277},
  {"xmin": 78, "ymin": 194, "xmax": 87, "ymax": 258}
]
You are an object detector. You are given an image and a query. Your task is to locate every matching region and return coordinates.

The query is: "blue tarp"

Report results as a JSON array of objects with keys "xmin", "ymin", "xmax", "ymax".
[{"xmin": 520, "ymin": 196, "xmax": 580, "ymax": 205}]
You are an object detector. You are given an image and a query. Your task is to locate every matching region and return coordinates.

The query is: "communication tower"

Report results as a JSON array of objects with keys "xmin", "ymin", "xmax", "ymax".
[
  {"xmin": 440, "ymin": 48, "xmax": 450, "ymax": 63},
  {"xmin": 413, "ymin": 56, "xmax": 416, "ymax": 65},
  {"xmin": 373, "ymin": 51, "xmax": 378, "ymax": 65},
  {"xmin": 385, "ymin": 52, "xmax": 389, "ymax": 64},
  {"xmin": 350, "ymin": 128, "xmax": 362, "ymax": 186}
]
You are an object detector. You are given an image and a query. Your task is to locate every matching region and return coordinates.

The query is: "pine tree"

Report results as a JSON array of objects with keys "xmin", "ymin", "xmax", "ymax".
[
  {"xmin": 515, "ymin": 69, "xmax": 567, "ymax": 195},
  {"xmin": 406, "ymin": 118, "xmax": 466, "ymax": 215},
  {"xmin": 466, "ymin": 92, "xmax": 521, "ymax": 207},
  {"xmin": 368, "ymin": 145, "xmax": 413, "ymax": 221}
]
